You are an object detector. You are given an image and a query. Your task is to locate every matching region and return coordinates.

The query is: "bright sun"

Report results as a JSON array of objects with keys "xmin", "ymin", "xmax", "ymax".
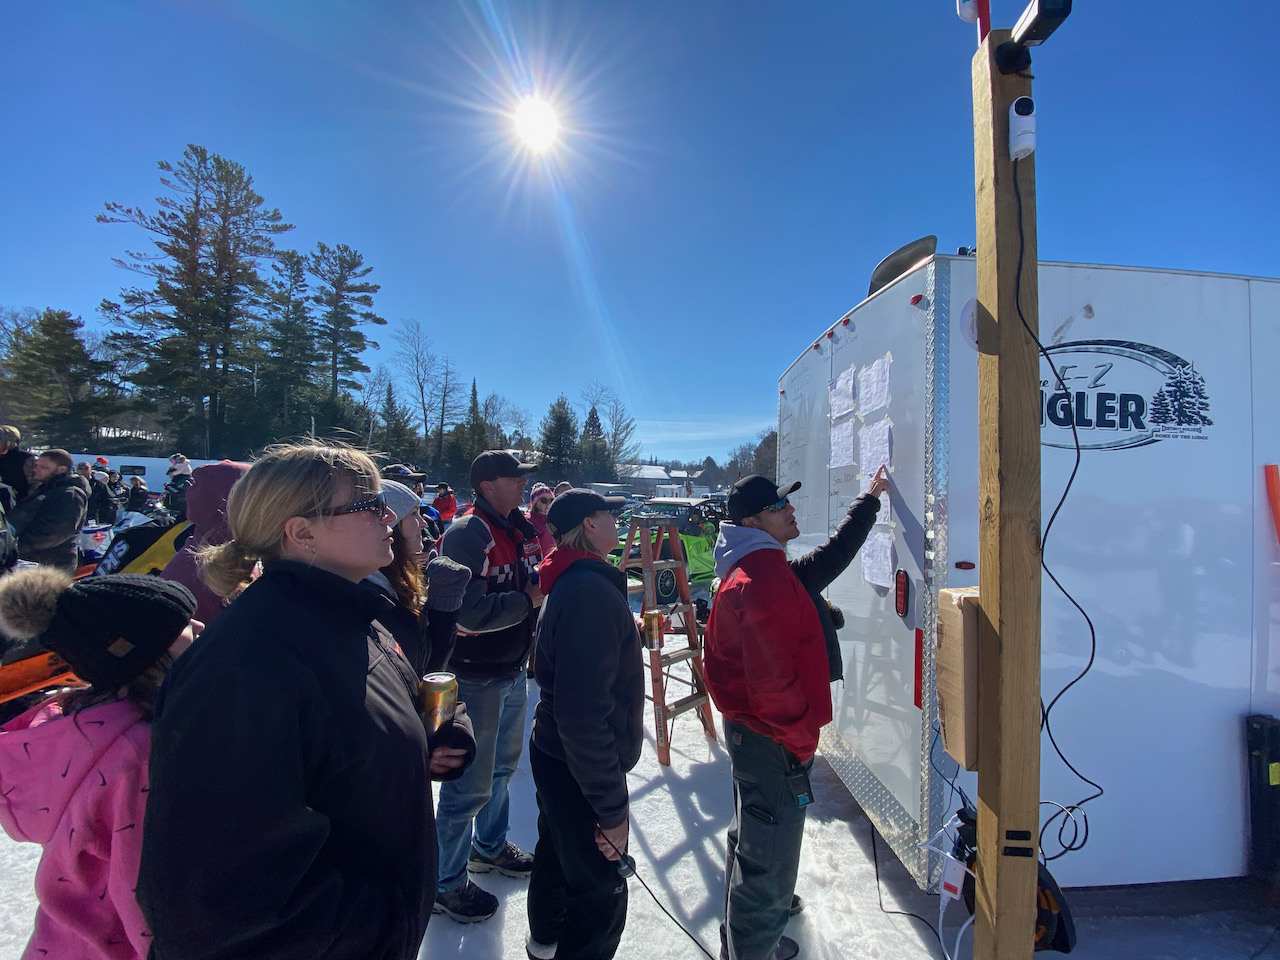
[{"xmin": 513, "ymin": 97, "xmax": 559, "ymax": 152}]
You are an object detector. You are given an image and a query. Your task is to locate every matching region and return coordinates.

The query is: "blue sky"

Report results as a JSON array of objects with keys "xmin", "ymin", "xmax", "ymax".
[{"xmin": 2, "ymin": 1, "xmax": 1277, "ymax": 463}]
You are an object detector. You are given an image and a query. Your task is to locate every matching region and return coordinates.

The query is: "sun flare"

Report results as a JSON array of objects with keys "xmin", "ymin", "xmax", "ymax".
[{"xmin": 513, "ymin": 97, "xmax": 559, "ymax": 152}]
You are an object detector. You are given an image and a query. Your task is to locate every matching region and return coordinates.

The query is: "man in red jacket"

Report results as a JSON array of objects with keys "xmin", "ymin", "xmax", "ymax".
[{"xmin": 705, "ymin": 468, "xmax": 888, "ymax": 960}]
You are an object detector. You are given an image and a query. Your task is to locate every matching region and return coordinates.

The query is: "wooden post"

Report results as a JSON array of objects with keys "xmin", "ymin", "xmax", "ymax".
[{"xmin": 972, "ymin": 29, "xmax": 1042, "ymax": 960}]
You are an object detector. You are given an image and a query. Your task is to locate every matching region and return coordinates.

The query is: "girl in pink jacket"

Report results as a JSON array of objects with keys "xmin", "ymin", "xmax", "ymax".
[{"xmin": 0, "ymin": 568, "xmax": 201, "ymax": 960}]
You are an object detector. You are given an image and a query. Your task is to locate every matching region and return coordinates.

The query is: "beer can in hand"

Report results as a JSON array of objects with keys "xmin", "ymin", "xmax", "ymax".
[{"xmin": 419, "ymin": 672, "xmax": 458, "ymax": 736}]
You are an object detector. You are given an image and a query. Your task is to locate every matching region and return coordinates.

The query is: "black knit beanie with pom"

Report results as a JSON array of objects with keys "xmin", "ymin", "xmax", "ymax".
[{"xmin": 0, "ymin": 568, "xmax": 196, "ymax": 689}]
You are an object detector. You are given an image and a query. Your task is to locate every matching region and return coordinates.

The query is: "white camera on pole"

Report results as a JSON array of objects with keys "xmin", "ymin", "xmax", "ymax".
[{"xmin": 1009, "ymin": 96, "xmax": 1036, "ymax": 160}]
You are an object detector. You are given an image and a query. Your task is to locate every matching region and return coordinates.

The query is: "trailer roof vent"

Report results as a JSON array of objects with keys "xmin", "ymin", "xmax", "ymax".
[{"xmin": 868, "ymin": 235, "xmax": 938, "ymax": 298}]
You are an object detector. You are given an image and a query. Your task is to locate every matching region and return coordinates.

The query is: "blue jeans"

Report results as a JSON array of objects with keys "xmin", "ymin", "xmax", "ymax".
[{"xmin": 436, "ymin": 673, "xmax": 528, "ymax": 891}]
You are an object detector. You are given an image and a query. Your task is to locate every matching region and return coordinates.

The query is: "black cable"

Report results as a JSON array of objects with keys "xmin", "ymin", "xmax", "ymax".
[
  {"xmin": 598, "ymin": 830, "xmax": 716, "ymax": 960},
  {"xmin": 929, "ymin": 723, "xmax": 971, "ymax": 815},
  {"xmin": 869, "ymin": 827, "xmax": 942, "ymax": 951},
  {"xmin": 1247, "ymin": 920, "xmax": 1280, "ymax": 960},
  {"xmin": 1011, "ymin": 157, "xmax": 1104, "ymax": 860}
]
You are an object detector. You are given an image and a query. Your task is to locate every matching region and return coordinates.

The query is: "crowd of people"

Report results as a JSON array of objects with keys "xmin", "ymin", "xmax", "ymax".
[{"xmin": 0, "ymin": 423, "xmax": 891, "ymax": 960}]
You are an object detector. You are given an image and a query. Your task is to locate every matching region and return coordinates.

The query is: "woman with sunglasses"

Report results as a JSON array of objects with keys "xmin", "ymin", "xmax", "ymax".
[
  {"xmin": 363, "ymin": 479, "xmax": 472, "ymax": 675},
  {"xmin": 525, "ymin": 482, "xmax": 556, "ymax": 556},
  {"xmin": 136, "ymin": 443, "xmax": 476, "ymax": 960}
]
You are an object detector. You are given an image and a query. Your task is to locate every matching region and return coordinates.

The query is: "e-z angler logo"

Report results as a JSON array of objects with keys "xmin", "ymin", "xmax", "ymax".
[{"xmin": 1039, "ymin": 340, "xmax": 1213, "ymax": 451}]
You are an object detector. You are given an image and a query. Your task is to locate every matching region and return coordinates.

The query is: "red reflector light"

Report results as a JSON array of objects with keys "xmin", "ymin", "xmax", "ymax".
[
  {"xmin": 910, "ymin": 294, "xmax": 924, "ymax": 306},
  {"xmin": 826, "ymin": 330, "xmax": 834, "ymax": 338},
  {"xmin": 955, "ymin": 561, "xmax": 976, "ymax": 570},
  {"xmin": 895, "ymin": 569, "xmax": 909, "ymax": 617}
]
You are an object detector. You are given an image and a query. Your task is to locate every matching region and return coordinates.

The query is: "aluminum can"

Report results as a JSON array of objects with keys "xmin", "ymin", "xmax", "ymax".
[
  {"xmin": 419, "ymin": 672, "xmax": 458, "ymax": 736},
  {"xmin": 642, "ymin": 610, "xmax": 664, "ymax": 650}
]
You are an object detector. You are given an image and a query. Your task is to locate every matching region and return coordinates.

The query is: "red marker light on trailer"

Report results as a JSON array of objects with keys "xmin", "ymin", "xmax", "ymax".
[
  {"xmin": 895, "ymin": 569, "xmax": 910, "ymax": 617},
  {"xmin": 812, "ymin": 342, "xmax": 821, "ymax": 351},
  {"xmin": 910, "ymin": 294, "xmax": 924, "ymax": 306},
  {"xmin": 826, "ymin": 330, "xmax": 834, "ymax": 339},
  {"xmin": 955, "ymin": 560, "xmax": 976, "ymax": 570},
  {"xmin": 841, "ymin": 317, "xmax": 851, "ymax": 326},
  {"xmin": 779, "ymin": 389, "xmax": 786, "ymax": 395}
]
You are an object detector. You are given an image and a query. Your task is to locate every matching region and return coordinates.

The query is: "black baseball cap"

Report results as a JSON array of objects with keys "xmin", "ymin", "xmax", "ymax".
[
  {"xmin": 470, "ymin": 450, "xmax": 538, "ymax": 490},
  {"xmin": 727, "ymin": 475, "xmax": 801, "ymax": 522},
  {"xmin": 547, "ymin": 489, "xmax": 626, "ymax": 538},
  {"xmin": 382, "ymin": 463, "xmax": 427, "ymax": 482}
]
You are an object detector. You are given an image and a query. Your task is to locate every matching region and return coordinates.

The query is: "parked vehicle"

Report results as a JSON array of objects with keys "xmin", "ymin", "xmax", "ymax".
[{"xmin": 611, "ymin": 496, "xmax": 728, "ymax": 604}]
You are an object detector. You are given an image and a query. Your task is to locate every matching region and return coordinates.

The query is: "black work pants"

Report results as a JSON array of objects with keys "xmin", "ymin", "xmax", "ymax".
[
  {"xmin": 527, "ymin": 743, "xmax": 629, "ymax": 960},
  {"xmin": 721, "ymin": 719, "xmax": 810, "ymax": 960}
]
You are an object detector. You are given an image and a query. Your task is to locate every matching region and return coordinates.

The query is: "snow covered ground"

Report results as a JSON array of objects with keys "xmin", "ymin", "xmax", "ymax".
[{"xmin": 3, "ymin": 673, "xmax": 1279, "ymax": 960}]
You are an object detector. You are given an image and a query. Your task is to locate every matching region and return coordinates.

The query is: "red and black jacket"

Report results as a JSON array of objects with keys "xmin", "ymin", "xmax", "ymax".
[{"xmin": 439, "ymin": 495, "xmax": 543, "ymax": 680}]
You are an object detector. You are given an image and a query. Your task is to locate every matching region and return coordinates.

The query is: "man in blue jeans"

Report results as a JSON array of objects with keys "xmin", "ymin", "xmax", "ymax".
[
  {"xmin": 434, "ymin": 451, "xmax": 545, "ymax": 923},
  {"xmin": 705, "ymin": 470, "xmax": 888, "ymax": 960}
]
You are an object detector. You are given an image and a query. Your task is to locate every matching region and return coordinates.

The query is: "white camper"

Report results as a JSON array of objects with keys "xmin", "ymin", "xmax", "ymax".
[{"xmin": 777, "ymin": 256, "xmax": 1280, "ymax": 889}]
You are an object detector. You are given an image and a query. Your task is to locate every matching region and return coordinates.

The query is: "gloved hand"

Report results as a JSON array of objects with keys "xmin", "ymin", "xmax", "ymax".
[{"xmin": 425, "ymin": 556, "xmax": 471, "ymax": 612}]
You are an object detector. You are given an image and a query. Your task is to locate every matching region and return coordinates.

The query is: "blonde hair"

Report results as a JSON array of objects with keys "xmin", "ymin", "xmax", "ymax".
[
  {"xmin": 554, "ymin": 522, "xmax": 607, "ymax": 557},
  {"xmin": 197, "ymin": 443, "xmax": 380, "ymax": 598}
]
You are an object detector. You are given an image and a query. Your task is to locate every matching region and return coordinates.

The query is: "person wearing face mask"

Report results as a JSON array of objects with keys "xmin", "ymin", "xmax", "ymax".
[
  {"xmin": 0, "ymin": 569, "xmax": 202, "ymax": 960},
  {"xmin": 136, "ymin": 443, "xmax": 476, "ymax": 960}
]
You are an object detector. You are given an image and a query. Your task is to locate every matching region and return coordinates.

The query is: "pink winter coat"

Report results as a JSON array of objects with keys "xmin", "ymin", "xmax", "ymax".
[
  {"xmin": 0, "ymin": 698, "xmax": 153, "ymax": 960},
  {"xmin": 526, "ymin": 509, "xmax": 555, "ymax": 556}
]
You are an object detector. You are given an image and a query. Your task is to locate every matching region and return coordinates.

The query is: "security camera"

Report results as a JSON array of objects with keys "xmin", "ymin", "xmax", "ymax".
[
  {"xmin": 1009, "ymin": 97, "xmax": 1036, "ymax": 160},
  {"xmin": 1012, "ymin": 0, "xmax": 1072, "ymax": 47}
]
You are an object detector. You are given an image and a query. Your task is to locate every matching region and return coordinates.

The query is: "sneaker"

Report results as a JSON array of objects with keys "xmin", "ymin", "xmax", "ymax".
[
  {"xmin": 432, "ymin": 880, "xmax": 498, "ymax": 923},
  {"xmin": 468, "ymin": 841, "xmax": 534, "ymax": 878},
  {"xmin": 789, "ymin": 893, "xmax": 804, "ymax": 916},
  {"xmin": 526, "ymin": 936, "xmax": 557, "ymax": 959}
]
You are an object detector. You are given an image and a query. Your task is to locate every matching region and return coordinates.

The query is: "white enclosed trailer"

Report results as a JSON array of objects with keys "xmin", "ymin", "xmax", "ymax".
[{"xmin": 777, "ymin": 256, "xmax": 1280, "ymax": 889}]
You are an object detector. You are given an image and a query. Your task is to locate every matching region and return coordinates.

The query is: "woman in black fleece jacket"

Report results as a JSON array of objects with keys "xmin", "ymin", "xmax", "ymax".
[
  {"xmin": 525, "ymin": 490, "xmax": 644, "ymax": 960},
  {"xmin": 137, "ymin": 444, "xmax": 476, "ymax": 960}
]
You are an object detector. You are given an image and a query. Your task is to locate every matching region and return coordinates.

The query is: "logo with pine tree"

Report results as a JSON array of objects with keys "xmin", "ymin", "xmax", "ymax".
[{"xmin": 1149, "ymin": 363, "xmax": 1213, "ymax": 427}]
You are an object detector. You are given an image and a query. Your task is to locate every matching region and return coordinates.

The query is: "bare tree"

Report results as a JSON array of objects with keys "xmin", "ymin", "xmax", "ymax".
[
  {"xmin": 357, "ymin": 365, "xmax": 392, "ymax": 448},
  {"xmin": 430, "ymin": 356, "xmax": 466, "ymax": 467},
  {"xmin": 605, "ymin": 394, "xmax": 641, "ymax": 476},
  {"xmin": 508, "ymin": 405, "xmax": 533, "ymax": 455},
  {"xmin": 578, "ymin": 378, "xmax": 611, "ymax": 415},
  {"xmin": 393, "ymin": 319, "xmax": 440, "ymax": 444},
  {"xmin": 480, "ymin": 392, "xmax": 517, "ymax": 448}
]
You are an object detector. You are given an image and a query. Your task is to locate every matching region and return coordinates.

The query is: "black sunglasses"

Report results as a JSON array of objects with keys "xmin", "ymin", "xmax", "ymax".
[{"xmin": 305, "ymin": 491, "xmax": 388, "ymax": 519}]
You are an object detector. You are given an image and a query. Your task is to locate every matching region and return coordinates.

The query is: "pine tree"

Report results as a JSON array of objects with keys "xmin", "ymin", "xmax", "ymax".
[
  {"xmin": 98, "ymin": 144, "xmax": 292, "ymax": 456},
  {"xmin": 260, "ymin": 250, "xmax": 321, "ymax": 434},
  {"xmin": 753, "ymin": 429, "xmax": 778, "ymax": 481},
  {"xmin": 1150, "ymin": 387, "xmax": 1174, "ymax": 424},
  {"xmin": 380, "ymin": 383, "xmax": 420, "ymax": 462},
  {"xmin": 0, "ymin": 309, "xmax": 114, "ymax": 448},
  {"xmin": 309, "ymin": 242, "xmax": 385, "ymax": 402},
  {"xmin": 539, "ymin": 395, "xmax": 580, "ymax": 485},
  {"xmin": 442, "ymin": 380, "xmax": 490, "ymax": 488},
  {"xmin": 1165, "ymin": 364, "xmax": 1214, "ymax": 426},
  {"xmin": 578, "ymin": 405, "xmax": 614, "ymax": 483},
  {"xmin": 1186, "ymin": 365, "xmax": 1213, "ymax": 426}
]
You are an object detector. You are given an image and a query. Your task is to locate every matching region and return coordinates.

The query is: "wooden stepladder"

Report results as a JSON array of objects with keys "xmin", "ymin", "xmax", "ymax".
[{"xmin": 617, "ymin": 513, "xmax": 717, "ymax": 766}]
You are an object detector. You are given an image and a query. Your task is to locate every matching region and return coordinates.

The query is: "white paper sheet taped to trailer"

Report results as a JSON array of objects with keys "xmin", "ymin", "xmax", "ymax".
[{"xmin": 780, "ymin": 256, "xmax": 1277, "ymax": 888}]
